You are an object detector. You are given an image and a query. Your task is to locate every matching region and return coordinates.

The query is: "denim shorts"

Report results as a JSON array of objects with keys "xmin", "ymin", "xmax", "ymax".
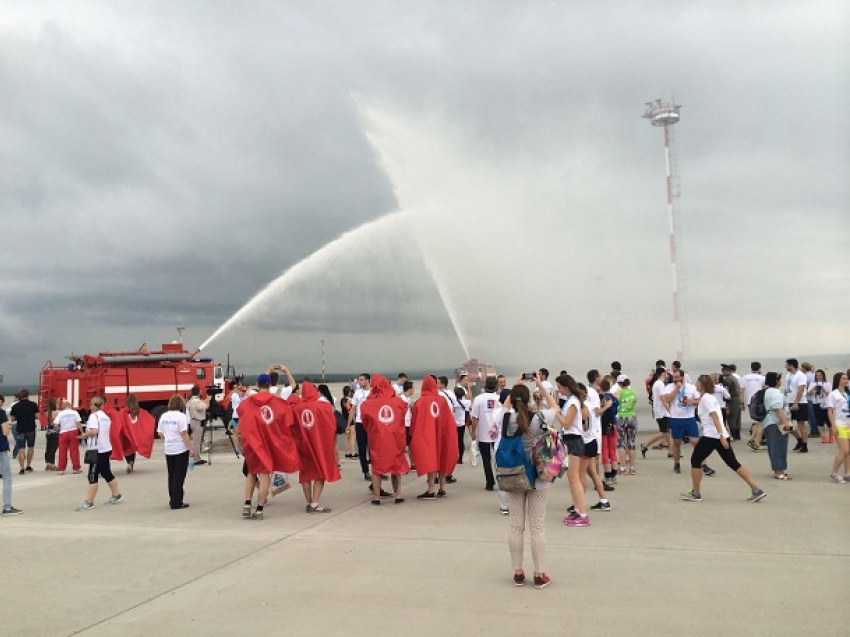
[{"xmin": 15, "ymin": 431, "xmax": 36, "ymax": 449}]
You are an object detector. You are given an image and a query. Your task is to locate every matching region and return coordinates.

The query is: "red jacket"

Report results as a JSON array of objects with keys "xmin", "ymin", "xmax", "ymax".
[
  {"xmin": 237, "ymin": 392, "xmax": 301, "ymax": 475},
  {"xmin": 291, "ymin": 382, "xmax": 341, "ymax": 484},
  {"xmin": 410, "ymin": 376, "xmax": 459, "ymax": 476},
  {"xmin": 360, "ymin": 374, "xmax": 410, "ymax": 476}
]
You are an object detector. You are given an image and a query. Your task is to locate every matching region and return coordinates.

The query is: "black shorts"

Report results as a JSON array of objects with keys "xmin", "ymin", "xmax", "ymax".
[
  {"xmin": 561, "ymin": 434, "xmax": 585, "ymax": 457},
  {"xmin": 655, "ymin": 417, "xmax": 669, "ymax": 433},
  {"xmin": 88, "ymin": 451, "xmax": 115, "ymax": 484},
  {"xmin": 581, "ymin": 439, "xmax": 599, "ymax": 458},
  {"xmin": 14, "ymin": 431, "xmax": 36, "ymax": 449},
  {"xmin": 789, "ymin": 405, "xmax": 809, "ymax": 423}
]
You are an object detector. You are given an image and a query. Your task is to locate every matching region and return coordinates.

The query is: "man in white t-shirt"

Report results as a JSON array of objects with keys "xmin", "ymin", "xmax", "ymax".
[
  {"xmin": 470, "ymin": 378, "xmax": 501, "ymax": 492},
  {"xmin": 53, "ymin": 400, "xmax": 83, "ymax": 474},
  {"xmin": 539, "ymin": 368, "xmax": 555, "ymax": 397},
  {"xmin": 266, "ymin": 364, "xmax": 296, "ymax": 400},
  {"xmin": 347, "ymin": 373, "xmax": 372, "ymax": 480},
  {"xmin": 740, "ymin": 362, "xmax": 766, "ymax": 451},
  {"xmin": 662, "ymin": 369, "xmax": 714, "ymax": 476},
  {"xmin": 392, "ymin": 373, "xmax": 408, "ymax": 397},
  {"xmin": 642, "ymin": 367, "xmax": 672, "ymax": 458},
  {"xmin": 785, "ymin": 358, "xmax": 810, "ymax": 453}
]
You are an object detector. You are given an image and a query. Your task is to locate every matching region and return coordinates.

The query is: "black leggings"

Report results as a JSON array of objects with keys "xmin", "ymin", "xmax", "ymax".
[
  {"xmin": 690, "ymin": 437, "xmax": 741, "ymax": 471},
  {"xmin": 478, "ymin": 441, "xmax": 496, "ymax": 488},
  {"xmin": 166, "ymin": 451, "xmax": 189, "ymax": 508},
  {"xmin": 355, "ymin": 422, "xmax": 369, "ymax": 475},
  {"xmin": 457, "ymin": 426, "xmax": 466, "ymax": 463},
  {"xmin": 88, "ymin": 451, "xmax": 115, "ymax": 485}
]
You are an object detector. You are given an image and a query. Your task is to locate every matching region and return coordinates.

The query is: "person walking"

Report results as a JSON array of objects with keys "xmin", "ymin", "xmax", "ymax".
[
  {"xmin": 826, "ymin": 372, "xmax": 850, "ymax": 483},
  {"xmin": 157, "ymin": 395, "xmax": 195, "ymax": 509},
  {"xmin": 0, "ymin": 396, "xmax": 22, "ymax": 515},
  {"xmin": 76, "ymin": 397, "xmax": 122, "ymax": 511},
  {"xmin": 680, "ymin": 375, "xmax": 766, "ymax": 503},
  {"xmin": 503, "ymin": 382, "xmax": 552, "ymax": 589},
  {"xmin": 53, "ymin": 400, "xmax": 82, "ymax": 474}
]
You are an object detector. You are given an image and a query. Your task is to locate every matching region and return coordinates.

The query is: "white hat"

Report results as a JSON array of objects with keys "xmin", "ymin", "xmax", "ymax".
[{"xmin": 616, "ymin": 374, "xmax": 628, "ymax": 383}]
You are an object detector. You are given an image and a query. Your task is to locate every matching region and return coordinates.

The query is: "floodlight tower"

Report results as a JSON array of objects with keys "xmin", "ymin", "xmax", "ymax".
[{"xmin": 643, "ymin": 98, "xmax": 689, "ymax": 362}]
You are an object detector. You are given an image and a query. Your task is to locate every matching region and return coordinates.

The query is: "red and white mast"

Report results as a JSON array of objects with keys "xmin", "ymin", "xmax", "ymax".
[{"xmin": 643, "ymin": 99, "xmax": 688, "ymax": 362}]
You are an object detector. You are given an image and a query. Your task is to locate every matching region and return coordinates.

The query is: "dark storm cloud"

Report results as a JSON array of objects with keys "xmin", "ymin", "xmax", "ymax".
[{"xmin": 1, "ymin": 1, "xmax": 847, "ymax": 383}]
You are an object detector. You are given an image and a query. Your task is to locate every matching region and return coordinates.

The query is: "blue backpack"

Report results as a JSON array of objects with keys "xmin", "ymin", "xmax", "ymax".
[{"xmin": 495, "ymin": 413, "xmax": 536, "ymax": 492}]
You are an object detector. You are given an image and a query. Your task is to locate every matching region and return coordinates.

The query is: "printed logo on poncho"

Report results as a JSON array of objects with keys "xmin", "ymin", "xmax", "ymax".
[
  {"xmin": 378, "ymin": 405, "xmax": 394, "ymax": 425},
  {"xmin": 430, "ymin": 401, "xmax": 440, "ymax": 418},
  {"xmin": 301, "ymin": 409, "xmax": 315, "ymax": 429},
  {"xmin": 260, "ymin": 405, "xmax": 274, "ymax": 425}
]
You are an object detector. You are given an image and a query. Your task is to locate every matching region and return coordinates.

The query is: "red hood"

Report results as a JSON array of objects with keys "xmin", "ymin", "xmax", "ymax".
[
  {"xmin": 370, "ymin": 374, "xmax": 395, "ymax": 399},
  {"xmin": 300, "ymin": 381, "xmax": 319, "ymax": 401},
  {"xmin": 421, "ymin": 375, "xmax": 438, "ymax": 396}
]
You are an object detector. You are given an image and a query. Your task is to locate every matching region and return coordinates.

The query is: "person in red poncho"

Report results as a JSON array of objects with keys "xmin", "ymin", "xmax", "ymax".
[
  {"xmin": 291, "ymin": 382, "xmax": 340, "ymax": 513},
  {"xmin": 410, "ymin": 375, "xmax": 459, "ymax": 500},
  {"xmin": 236, "ymin": 373, "xmax": 300, "ymax": 520},
  {"xmin": 360, "ymin": 374, "xmax": 409, "ymax": 505},
  {"xmin": 117, "ymin": 394, "xmax": 155, "ymax": 474}
]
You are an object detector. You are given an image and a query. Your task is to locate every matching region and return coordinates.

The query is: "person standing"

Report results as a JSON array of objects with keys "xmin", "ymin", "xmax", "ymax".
[
  {"xmin": 740, "ymin": 362, "xmax": 766, "ymax": 451},
  {"xmin": 826, "ymin": 372, "xmax": 850, "ymax": 483},
  {"xmin": 9, "ymin": 389, "xmax": 38, "ymax": 474},
  {"xmin": 53, "ymin": 400, "xmax": 82, "ymax": 474},
  {"xmin": 76, "ymin": 397, "xmax": 122, "ymax": 510},
  {"xmin": 680, "ymin": 375, "xmax": 766, "ymax": 503},
  {"xmin": 808, "ymin": 369, "xmax": 832, "ymax": 444},
  {"xmin": 662, "ymin": 369, "xmax": 715, "ymax": 476},
  {"xmin": 642, "ymin": 367, "xmax": 672, "ymax": 458},
  {"xmin": 410, "ymin": 376, "xmax": 458, "ymax": 499},
  {"xmin": 471, "ymin": 377, "xmax": 509, "ymax": 514},
  {"xmin": 186, "ymin": 386, "xmax": 209, "ymax": 466},
  {"xmin": 360, "ymin": 374, "xmax": 409, "ymax": 505},
  {"xmin": 0, "ymin": 396, "xmax": 22, "ymax": 515},
  {"xmin": 43, "ymin": 398, "xmax": 59, "ymax": 471},
  {"xmin": 721, "ymin": 364, "xmax": 743, "ymax": 440},
  {"xmin": 292, "ymin": 382, "xmax": 340, "ymax": 512},
  {"xmin": 762, "ymin": 372, "xmax": 794, "ymax": 480},
  {"xmin": 504, "ymin": 382, "xmax": 552, "ymax": 589},
  {"xmin": 615, "ymin": 375, "xmax": 638, "ymax": 475},
  {"xmin": 785, "ymin": 359, "xmax": 810, "ymax": 453},
  {"xmin": 157, "ymin": 395, "xmax": 195, "ymax": 509},
  {"xmin": 436, "ymin": 375, "xmax": 461, "ymax": 484},
  {"xmin": 347, "ymin": 373, "xmax": 373, "ymax": 480}
]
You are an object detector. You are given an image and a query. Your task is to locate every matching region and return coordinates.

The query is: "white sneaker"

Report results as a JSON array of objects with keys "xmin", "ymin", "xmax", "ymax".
[
  {"xmin": 106, "ymin": 494, "xmax": 123, "ymax": 505},
  {"xmin": 830, "ymin": 473, "xmax": 846, "ymax": 483},
  {"xmin": 499, "ymin": 507, "xmax": 510, "ymax": 516},
  {"xmin": 75, "ymin": 501, "xmax": 94, "ymax": 511}
]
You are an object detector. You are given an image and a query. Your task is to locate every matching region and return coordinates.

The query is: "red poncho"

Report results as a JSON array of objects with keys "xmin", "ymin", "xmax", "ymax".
[
  {"xmin": 115, "ymin": 408, "xmax": 155, "ymax": 459},
  {"xmin": 410, "ymin": 376, "xmax": 459, "ymax": 476},
  {"xmin": 360, "ymin": 374, "xmax": 410, "ymax": 476},
  {"xmin": 104, "ymin": 406, "xmax": 125, "ymax": 461},
  {"xmin": 237, "ymin": 392, "xmax": 301, "ymax": 475},
  {"xmin": 291, "ymin": 382, "xmax": 341, "ymax": 484}
]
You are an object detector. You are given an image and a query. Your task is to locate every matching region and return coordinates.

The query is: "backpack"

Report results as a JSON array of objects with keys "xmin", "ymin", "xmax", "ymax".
[
  {"xmin": 495, "ymin": 413, "xmax": 535, "ymax": 492},
  {"xmin": 748, "ymin": 388, "xmax": 768, "ymax": 422},
  {"xmin": 600, "ymin": 392, "xmax": 619, "ymax": 434},
  {"xmin": 532, "ymin": 420, "xmax": 566, "ymax": 482}
]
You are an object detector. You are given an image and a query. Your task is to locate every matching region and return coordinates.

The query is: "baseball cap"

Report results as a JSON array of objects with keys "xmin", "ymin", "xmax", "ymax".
[
  {"xmin": 257, "ymin": 373, "xmax": 272, "ymax": 384},
  {"xmin": 616, "ymin": 374, "xmax": 628, "ymax": 383}
]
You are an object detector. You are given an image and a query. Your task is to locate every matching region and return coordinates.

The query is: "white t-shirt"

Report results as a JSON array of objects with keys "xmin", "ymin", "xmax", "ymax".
[
  {"xmin": 86, "ymin": 411, "xmax": 112, "ymax": 453},
  {"xmin": 230, "ymin": 391, "xmax": 243, "ymax": 417},
  {"xmin": 157, "ymin": 410, "xmax": 190, "ymax": 455},
  {"xmin": 651, "ymin": 379, "xmax": 670, "ymax": 418},
  {"xmin": 808, "ymin": 381, "xmax": 829, "ymax": 407},
  {"xmin": 54, "ymin": 408, "xmax": 81, "ymax": 434},
  {"xmin": 392, "ymin": 383, "xmax": 404, "ymax": 396},
  {"xmin": 713, "ymin": 384, "xmax": 731, "ymax": 408},
  {"xmin": 352, "ymin": 388, "xmax": 370, "ymax": 422},
  {"xmin": 541, "ymin": 380, "xmax": 554, "ymax": 396},
  {"xmin": 584, "ymin": 387, "xmax": 601, "ymax": 444},
  {"xmin": 400, "ymin": 394, "xmax": 412, "ymax": 428},
  {"xmin": 826, "ymin": 390, "xmax": 850, "ymax": 427},
  {"xmin": 560, "ymin": 395, "xmax": 583, "ymax": 437},
  {"xmin": 740, "ymin": 373, "xmax": 765, "ymax": 404},
  {"xmin": 452, "ymin": 396, "xmax": 469, "ymax": 428},
  {"xmin": 785, "ymin": 370, "xmax": 808, "ymax": 404},
  {"xmin": 471, "ymin": 391, "xmax": 500, "ymax": 442},
  {"xmin": 270, "ymin": 386, "xmax": 294, "ymax": 400},
  {"xmin": 665, "ymin": 382, "xmax": 700, "ymax": 419},
  {"xmin": 698, "ymin": 394, "xmax": 727, "ymax": 439}
]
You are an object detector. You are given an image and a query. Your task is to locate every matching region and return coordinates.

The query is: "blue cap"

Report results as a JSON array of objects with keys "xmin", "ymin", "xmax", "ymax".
[{"xmin": 257, "ymin": 373, "xmax": 272, "ymax": 384}]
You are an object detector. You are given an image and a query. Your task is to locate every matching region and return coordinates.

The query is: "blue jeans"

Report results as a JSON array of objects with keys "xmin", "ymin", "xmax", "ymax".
[
  {"xmin": 807, "ymin": 403, "xmax": 818, "ymax": 437},
  {"xmin": 764, "ymin": 425, "xmax": 788, "ymax": 472},
  {"xmin": 1, "ymin": 451, "xmax": 12, "ymax": 508}
]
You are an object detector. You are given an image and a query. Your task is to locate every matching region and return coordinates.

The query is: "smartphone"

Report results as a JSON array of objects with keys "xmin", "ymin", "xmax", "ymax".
[{"xmin": 521, "ymin": 372, "xmax": 535, "ymax": 381}]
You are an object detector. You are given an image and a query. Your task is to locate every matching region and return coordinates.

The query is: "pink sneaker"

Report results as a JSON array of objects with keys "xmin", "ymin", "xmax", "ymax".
[{"xmin": 565, "ymin": 514, "xmax": 590, "ymax": 527}]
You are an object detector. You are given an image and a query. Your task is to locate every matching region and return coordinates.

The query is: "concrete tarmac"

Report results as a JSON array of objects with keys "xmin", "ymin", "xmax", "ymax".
[{"xmin": 2, "ymin": 422, "xmax": 845, "ymax": 637}]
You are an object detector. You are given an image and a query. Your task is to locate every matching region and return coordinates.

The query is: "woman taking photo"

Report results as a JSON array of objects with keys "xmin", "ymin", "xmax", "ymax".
[
  {"xmin": 826, "ymin": 372, "xmax": 850, "ymax": 483},
  {"xmin": 680, "ymin": 375, "xmax": 766, "ymax": 503},
  {"xmin": 809, "ymin": 369, "xmax": 832, "ymax": 443},
  {"xmin": 76, "ymin": 396, "xmax": 122, "ymax": 511},
  {"xmin": 538, "ymin": 373, "xmax": 589, "ymax": 527},
  {"xmin": 762, "ymin": 371, "xmax": 794, "ymax": 480},
  {"xmin": 503, "ymin": 379, "xmax": 551, "ymax": 589},
  {"xmin": 157, "ymin": 394, "xmax": 195, "ymax": 509}
]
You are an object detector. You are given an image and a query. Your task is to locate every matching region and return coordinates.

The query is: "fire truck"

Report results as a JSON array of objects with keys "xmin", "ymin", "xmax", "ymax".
[{"xmin": 38, "ymin": 343, "xmax": 226, "ymax": 430}]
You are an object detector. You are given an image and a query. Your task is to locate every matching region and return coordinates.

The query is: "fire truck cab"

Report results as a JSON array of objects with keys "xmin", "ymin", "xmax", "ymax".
[{"xmin": 38, "ymin": 343, "xmax": 224, "ymax": 431}]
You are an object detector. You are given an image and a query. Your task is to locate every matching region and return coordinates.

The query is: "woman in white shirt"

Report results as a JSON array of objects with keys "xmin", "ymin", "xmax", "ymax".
[
  {"xmin": 75, "ymin": 396, "xmax": 122, "ymax": 511},
  {"xmin": 680, "ymin": 375, "xmax": 765, "ymax": 503},
  {"xmin": 157, "ymin": 395, "xmax": 195, "ymax": 510},
  {"xmin": 808, "ymin": 369, "xmax": 831, "ymax": 443},
  {"xmin": 826, "ymin": 372, "xmax": 850, "ymax": 483}
]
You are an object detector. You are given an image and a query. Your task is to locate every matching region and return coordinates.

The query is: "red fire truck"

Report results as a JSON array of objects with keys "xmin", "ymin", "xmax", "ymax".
[{"xmin": 38, "ymin": 343, "xmax": 225, "ymax": 429}]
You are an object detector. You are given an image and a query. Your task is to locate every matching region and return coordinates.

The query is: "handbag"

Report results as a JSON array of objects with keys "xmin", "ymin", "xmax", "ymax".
[
  {"xmin": 494, "ymin": 413, "xmax": 535, "ymax": 492},
  {"xmin": 532, "ymin": 423, "xmax": 566, "ymax": 482}
]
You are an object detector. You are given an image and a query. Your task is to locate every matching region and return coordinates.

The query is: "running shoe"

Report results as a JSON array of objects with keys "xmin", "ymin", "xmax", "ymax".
[
  {"xmin": 830, "ymin": 473, "xmax": 846, "ymax": 483},
  {"xmin": 1, "ymin": 506, "xmax": 22, "ymax": 515},
  {"xmin": 590, "ymin": 501, "xmax": 611, "ymax": 512},
  {"xmin": 75, "ymin": 501, "xmax": 94, "ymax": 511},
  {"xmin": 565, "ymin": 514, "xmax": 590, "ymax": 527},
  {"xmin": 416, "ymin": 491, "xmax": 437, "ymax": 500},
  {"xmin": 703, "ymin": 465, "xmax": 716, "ymax": 476},
  {"xmin": 105, "ymin": 494, "xmax": 123, "ymax": 505},
  {"xmin": 747, "ymin": 489, "xmax": 767, "ymax": 503},
  {"xmin": 680, "ymin": 490, "xmax": 702, "ymax": 502},
  {"xmin": 640, "ymin": 444, "xmax": 648, "ymax": 459},
  {"xmin": 603, "ymin": 483, "xmax": 615, "ymax": 492},
  {"xmin": 445, "ymin": 475, "xmax": 457, "ymax": 484},
  {"xmin": 673, "ymin": 463, "xmax": 681, "ymax": 474},
  {"xmin": 514, "ymin": 571, "xmax": 525, "ymax": 587},
  {"xmin": 499, "ymin": 507, "xmax": 510, "ymax": 516},
  {"xmin": 436, "ymin": 490, "xmax": 447, "ymax": 498},
  {"xmin": 243, "ymin": 504, "xmax": 252, "ymax": 518},
  {"xmin": 251, "ymin": 510, "xmax": 264, "ymax": 520},
  {"xmin": 533, "ymin": 574, "xmax": 551, "ymax": 589}
]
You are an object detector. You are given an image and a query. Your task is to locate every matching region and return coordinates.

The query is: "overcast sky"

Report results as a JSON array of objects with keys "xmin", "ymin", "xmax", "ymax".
[{"xmin": 1, "ymin": 1, "xmax": 847, "ymax": 384}]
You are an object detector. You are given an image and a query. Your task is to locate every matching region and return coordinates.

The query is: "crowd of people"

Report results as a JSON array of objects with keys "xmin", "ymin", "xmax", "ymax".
[{"xmin": 1, "ymin": 357, "xmax": 848, "ymax": 590}]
